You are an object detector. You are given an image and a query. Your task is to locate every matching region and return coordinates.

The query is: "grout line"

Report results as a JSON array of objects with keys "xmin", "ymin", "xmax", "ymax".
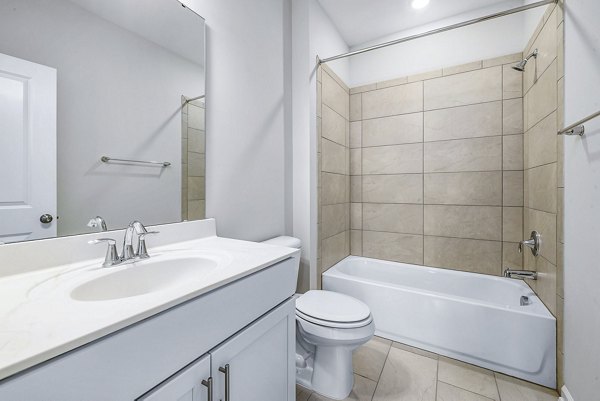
[{"xmin": 359, "ymin": 99, "xmax": 504, "ymax": 121}]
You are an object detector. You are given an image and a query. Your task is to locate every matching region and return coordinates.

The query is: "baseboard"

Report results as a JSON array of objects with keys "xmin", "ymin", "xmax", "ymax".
[{"xmin": 558, "ymin": 385, "xmax": 574, "ymax": 401}]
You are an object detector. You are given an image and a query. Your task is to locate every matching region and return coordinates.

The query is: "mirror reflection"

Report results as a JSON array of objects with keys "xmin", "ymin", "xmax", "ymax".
[{"xmin": 0, "ymin": 0, "xmax": 206, "ymax": 243}]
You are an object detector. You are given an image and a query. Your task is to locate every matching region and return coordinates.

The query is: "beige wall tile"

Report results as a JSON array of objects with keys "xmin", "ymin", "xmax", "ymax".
[
  {"xmin": 526, "ymin": 163, "xmax": 557, "ymax": 213},
  {"xmin": 322, "ymin": 105, "xmax": 346, "ymax": 146},
  {"xmin": 424, "ymin": 236, "xmax": 502, "ymax": 275},
  {"xmin": 376, "ymin": 76, "xmax": 408, "ymax": 89},
  {"xmin": 322, "ymin": 172, "xmax": 347, "ymax": 205},
  {"xmin": 526, "ymin": 111, "xmax": 557, "ymax": 168},
  {"xmin": 535, "ymin": 256, "xmax": 557, "ymax": 315},
  {"xmin": 424, "ymin": 137, "xmax": 502, "ymax": 173},
  {"xmin": 322, "ymin": 71, "xmax": 349, "ymax": 119},
  {"xmin": 424, "ymin": 205, "xmax": 501, "ymax": 240},
  {"xmin": 322, "ymin": 230, "xmax": 349, "ymax": 271},
  {"xmin": 322, "ymin": 138, "xmax": 347, "ymax": 175},
  {"xmin": 532, "ymin": 8, "xmax": 558, "ymax": 81},
  {"xmin": 525, "ymin": 61, "xmax": 557, "ymax": 130},
  {"xmin": 407, "ymin": 69, "xmax": 443, "ymax": 83},
  {"xmin": 363, "ymin": 174, "xmax": 423, "ymax": 204},
  {"xmin": 557, "ymin": 22, "xmax": 564, "ymax": 79},
  {"xmin": 351, "ymin": 230, "xmax": 362, "ymax": 256},
  {"xmin": 363, "ymin": 143, "xmax": 423, "ymax": 174},
  {"xmin": 503, "ymin": 171, "xmax": 524, "ymax": 206},
  {"xmin": 424, "ymin": 66, "xmax": 502, "ymax": 110},
  {"xmin": 525, "ymin": 208, "xmax": 557, "ymax": 265},
  {"xmin": 351, "ymin": 203, "xmax": 362, "ymax": 230},
  {"xmin": 425, "ymin": 172, "xmax": 502, "ymax": 206},
  {"xmin": 351, "ymin": 83, "xmax": 377, "ymax": 94},
  {"xmin": 442, "ymin": 60, "xmax": 482, "ymax": 76},
  {"xmin": 482, "ymin": 53, "xmax": 522, "ymax": 68},
  {"xmin": 188, "ymin": 177, "xmax": 205, "ymax": 200},
  {"xmin": 321, "ymin": 204, "xmax": 349, "ymax": 239},
  {"xmin": 503, "ymin": 65, "xmax": 523, "ymax": 99},
  {"xmin": 188, "ymin": 129, "xmax": 205, "ymax": 153},
  {"xmin": 350, "ymin": 93, "xmax": 362, "ymax": 122},
  {"xmin": 322, "ymin": 64, "xmax": 349, "ymax": 92},
  {"xmin": 363, "ymin": 113, "xmax": 423, "ymax": 146},
  {"xmin": 362, "ymin": 82, "xmax": 423, "ymax": 119},
  {"xmin": 503, "ymin": 98, "xmax": 524, "ymax": 135},
  {"xmin": 503, "ymin": 207, "xmax": 523, "ymax": 243},
  {"xmin": 350, "ymin": 176, "xmax": 362, "ymax": 203},
  {"xmin": 503, "ymin": 134, "xmax": 524, "ymax": 170},
  {"xmin": 350, "ymin": 148, "xmax": 361, "ymax": 176},
  {"xmin": 503, "ymin": 242, "xmax": 523, "ymax": 269},
  {"xmin": 363, "ymin": 231, "xmax": 423, "ymax": 264},
  {"xmin": 424, "ymin": 102, "xmax": 502, "ymax": 142},
  {"xmin": 350, "ymin": 121, "xmax": 362, "ymax": 148},
  {"xmin": 188, "ymin": 200, "xmax": 205, "ymax": 220},
  {"xmin": 188, "ymin": 152, "xmax": 205, "ymax": 176},
  {"xmin": 363, "ymin": 203, "xmax": 423, "ymax": 235}
]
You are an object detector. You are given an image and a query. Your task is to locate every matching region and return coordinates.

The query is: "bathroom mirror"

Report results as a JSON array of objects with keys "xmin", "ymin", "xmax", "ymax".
[{"xmin": 0, "ymin": 0, "xmax": 206, "ymax": 243}]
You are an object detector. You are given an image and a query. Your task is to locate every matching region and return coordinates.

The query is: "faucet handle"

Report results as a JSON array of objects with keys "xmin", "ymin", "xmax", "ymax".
[
  {"xmin": 89, "ymin": 238, "xmax": 119, "ymax": 267},
  {"xmin": 137, "ymin": 231, "xmax": 159, "ymax": 259}
]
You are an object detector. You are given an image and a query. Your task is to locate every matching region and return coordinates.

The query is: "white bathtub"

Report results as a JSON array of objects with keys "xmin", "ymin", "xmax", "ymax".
[{"xmin": 323, "ymin": 256, "xmax": 556, "ymax": 388}]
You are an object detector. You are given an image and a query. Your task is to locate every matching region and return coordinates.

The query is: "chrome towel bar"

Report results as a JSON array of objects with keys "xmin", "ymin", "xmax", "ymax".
[
  {"xmin": 558, "ymin": 110, "xmax": 600, "ymax": 136},
  {"xmin": 100, "ymin": 156, "xmax": 171, "ymax": 167}
]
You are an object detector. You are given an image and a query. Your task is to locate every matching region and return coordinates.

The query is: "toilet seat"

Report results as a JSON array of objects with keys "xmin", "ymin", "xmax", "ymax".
[
  {"xmin": 296, "ymin": 309, "xmax": 373, "ymax": 329},
  {"xmin": 295, "ymin": 290, "xmax": 371, "ymax": 328}
]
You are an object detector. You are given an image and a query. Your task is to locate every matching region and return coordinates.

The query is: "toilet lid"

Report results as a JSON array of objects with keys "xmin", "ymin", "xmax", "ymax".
[{"xmin": 295, "ymin": 290, "xmax": 371, "ymax": 323}]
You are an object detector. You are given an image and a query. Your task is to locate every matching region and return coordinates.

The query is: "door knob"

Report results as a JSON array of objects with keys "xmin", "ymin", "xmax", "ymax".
[{"xmin": 40, "ymin": 214, "xmax": 53, "ymax": 224}]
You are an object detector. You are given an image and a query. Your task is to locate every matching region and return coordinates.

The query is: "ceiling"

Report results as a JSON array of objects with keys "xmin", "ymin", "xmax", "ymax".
[{"xmin": 317, "ymin": 0, "xmax": 529, "ymax": 47}]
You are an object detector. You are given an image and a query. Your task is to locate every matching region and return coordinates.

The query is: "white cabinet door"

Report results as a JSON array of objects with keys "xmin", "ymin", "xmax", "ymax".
[
  {"xmin": 0, "ymin": 52, "xmax": 56, "ymax": 243},
  {"xmin": 210, "ymin": 300, "xmax": 295, "ymax": 401},
  {"xmin": 138, "ymin": 354, "xmax": 212, "ymax": 401}
]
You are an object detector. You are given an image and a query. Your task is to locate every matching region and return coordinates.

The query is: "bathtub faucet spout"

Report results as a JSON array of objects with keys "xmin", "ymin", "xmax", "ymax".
[{"xmin": 504, "ymin": 269, "xmax": 538, "ymax": 280}]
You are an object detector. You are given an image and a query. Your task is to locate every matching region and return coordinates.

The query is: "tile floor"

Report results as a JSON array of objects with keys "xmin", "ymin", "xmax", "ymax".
[{"xmin": 296, "ymin": 336, "xmax": 558, "ymax": 401}]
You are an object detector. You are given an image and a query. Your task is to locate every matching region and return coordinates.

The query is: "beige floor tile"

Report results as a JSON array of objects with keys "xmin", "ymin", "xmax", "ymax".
[
  {"xmin": 297, "ymin": 385, "xmax": 312, "ymax": 401},
  {"xmin": 495, "ymin": 373, "xmax": 558, "ymax": 401},
  {"xmin": 436, "ymin": 382, "xmax": 495, "ymax": 401},
  {"xmin": 372, "ymin": 347, "xmax": 437, "ymax": 401},
  {"xmin": 353, "ymin": 336, "xmax": 392, "ymax": 381},
  {"xmin": 438, "ymin": 357, "xmax": 499, "ymax": 400},
  {"xmin": 309, "ymin": 374, "xmax": 377, "ymax": 401},
  {"xmin": 391, "ymin": 342, "xmax": 439, "ymax": 360}
]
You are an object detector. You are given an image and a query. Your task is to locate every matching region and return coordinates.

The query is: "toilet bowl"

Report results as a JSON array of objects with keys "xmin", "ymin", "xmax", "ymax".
[{"xmin": 262, "ymin": 237, "xmax": 375, "ymax": 400}]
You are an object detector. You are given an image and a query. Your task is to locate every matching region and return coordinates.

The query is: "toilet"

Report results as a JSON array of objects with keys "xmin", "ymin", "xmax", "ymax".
[{"xmin": 262, "ymin": 236, "xmax": 375, "ymax": 400}]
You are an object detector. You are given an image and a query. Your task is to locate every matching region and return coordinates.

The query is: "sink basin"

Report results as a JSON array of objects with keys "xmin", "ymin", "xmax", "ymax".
[{"xmin": 70, "ymin": 254, "xmax": 219, "ymax": 302}]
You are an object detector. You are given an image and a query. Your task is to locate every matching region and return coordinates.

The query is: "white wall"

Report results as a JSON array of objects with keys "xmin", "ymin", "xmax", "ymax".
[
  {"xmin": 291, "ymin": 0, "xmax": 349, "ymax": 290},
  {"xmin": 563, "ymin": 0, "xmax": 600, "ymax": 399},
  {"xmin": 0, "ymin": 0, "xmax": 204, "ymax": 236},
  {"xmin": 348, "ymin": 4, "xmax": 546, "ymax": 87},
  {"xmin": 180, "ymin": 0, "xmax": 292, "ymax": 241}
]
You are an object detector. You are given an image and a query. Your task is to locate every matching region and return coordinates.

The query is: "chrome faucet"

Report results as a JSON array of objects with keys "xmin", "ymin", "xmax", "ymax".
[
  {"xmin": 121, "ymin": 221, "xmax": 159, "ymax": 262},
  {"xmin": 89, "ymin": 220, "xmax": 158, "ymax": 267},
  {"xmin": 518, "ymin": 231, "xmax": 541, "ymax": 256},
  {"xmin": 87, "ymin": 216, "xmax": 108, "ymax": 231},
  {"xmin": 504, "ymin": 268, "xmax": 538, "ymax": 280}
]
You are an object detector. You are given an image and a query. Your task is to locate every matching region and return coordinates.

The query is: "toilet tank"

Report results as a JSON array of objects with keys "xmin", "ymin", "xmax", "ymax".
[{"xmin": 262, "ymin": 236, "xmax": 302, "ymax": 249}]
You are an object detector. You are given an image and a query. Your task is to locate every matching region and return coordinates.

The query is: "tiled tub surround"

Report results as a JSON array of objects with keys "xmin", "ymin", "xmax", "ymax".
[
  {"xmin": 181, "ymin": 98, "xmax": 206, "ymax": 221},
  {"xmin": 348, "ymin": 53, "xmax": 525, "ymax": 277},
  {"xmin": 521, "ymin": 2, "xmax": 565, "ymax": 388},
  {"xmin": 317, "ymin": 64, "xmax": 351, "ymax": 286},
  {"xmin": 297, "ymin": 336, "xmax": 559, "ymax": 401}
]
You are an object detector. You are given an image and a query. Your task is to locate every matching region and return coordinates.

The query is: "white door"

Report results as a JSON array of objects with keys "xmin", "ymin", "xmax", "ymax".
[
  {"xmin": 210, "ymin": 300, "xmax": 296, "ymax": 401},
  {"xmin": 138, "ymin": 354, "xmax": 212, "ymax": 401},
  {"xmin": 0, "ymin": 53, "xmax": 56, "ymax": 243}
]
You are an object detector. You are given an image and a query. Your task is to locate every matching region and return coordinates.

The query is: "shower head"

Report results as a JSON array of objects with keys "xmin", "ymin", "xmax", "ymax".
[{"xmin": 512, "ymin": 49, "xmax": 538, "ymax": 72}]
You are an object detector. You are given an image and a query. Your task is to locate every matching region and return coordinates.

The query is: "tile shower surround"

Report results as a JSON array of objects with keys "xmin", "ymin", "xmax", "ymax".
[
  {"xmin": 181, "ymin": 99, "xmax": 206, "ymax": 221},
  {"xmin": 317, "ymin": 1, "xmax": 564, "ymax": 391},
  {"xmin": 318, "ymin": 54, "xmax": 526, "ymax": 278}
]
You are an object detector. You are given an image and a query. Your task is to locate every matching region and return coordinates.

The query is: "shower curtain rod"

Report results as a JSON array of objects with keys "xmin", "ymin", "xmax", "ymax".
[{"xmin": 317, "ymin": 0, "xmax": 558, "ymax": 65}]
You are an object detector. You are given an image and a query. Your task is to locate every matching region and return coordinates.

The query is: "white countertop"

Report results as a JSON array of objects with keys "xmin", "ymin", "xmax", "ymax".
[{"xmin": 0, "ymin": 224, "xmax": 299, "ymax": 381}]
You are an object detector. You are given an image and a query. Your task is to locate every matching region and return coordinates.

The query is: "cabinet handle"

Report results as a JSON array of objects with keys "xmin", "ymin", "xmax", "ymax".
[
  {"xmin": 201, "ymin": 377, "xmax": 213, "ymax": 401},
  {"xmin": 218, "ymin": 364, "xmax": 230, "ymax": 401}
]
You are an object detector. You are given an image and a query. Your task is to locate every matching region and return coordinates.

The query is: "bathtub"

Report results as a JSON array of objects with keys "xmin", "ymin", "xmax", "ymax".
[{"xmin": 323, "ymin": 256, "xmax": 556, "ymax": 388}]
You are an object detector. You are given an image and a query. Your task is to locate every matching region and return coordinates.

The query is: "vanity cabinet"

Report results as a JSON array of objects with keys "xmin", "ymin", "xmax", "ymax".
[
  {"xmin": 0, "ymin": 257, "xmax": 298, "ymax": 401},
  {"xmin": 139, "ymin": 355, "xmax": 211, "ymax": 401},
  {"xmin": 139, "ymin": 300, "xmax": 295, "ymax": 401}
]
